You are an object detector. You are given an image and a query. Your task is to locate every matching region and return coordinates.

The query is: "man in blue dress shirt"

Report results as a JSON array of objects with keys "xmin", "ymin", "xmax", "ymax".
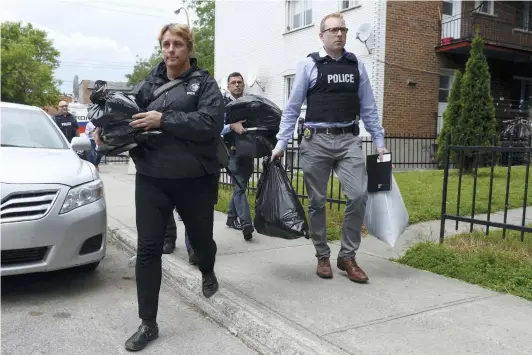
[{"xmin": 271, "ymin": 12, "xmax": 388, "ymax": 283}]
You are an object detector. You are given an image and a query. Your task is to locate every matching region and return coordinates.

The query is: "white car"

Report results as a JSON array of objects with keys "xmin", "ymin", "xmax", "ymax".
[{"xmin": 1, "ymin": 102, "xmax": 107, "ymax": 276}]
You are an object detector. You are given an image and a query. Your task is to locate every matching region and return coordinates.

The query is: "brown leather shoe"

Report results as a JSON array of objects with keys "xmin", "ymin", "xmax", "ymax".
[
  {"xmin": 316, "ymin": 257, "xmax": 333, "ymax": 279},
  {"xmin": 337, "ymin": 257, "xmax": 369, "ymax": 283}
]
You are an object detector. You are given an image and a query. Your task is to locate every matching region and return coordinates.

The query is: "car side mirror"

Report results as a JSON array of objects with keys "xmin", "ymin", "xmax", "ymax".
[{"xmin": 71, "ymin": 137, "xmax": 91, "ymax": 151}]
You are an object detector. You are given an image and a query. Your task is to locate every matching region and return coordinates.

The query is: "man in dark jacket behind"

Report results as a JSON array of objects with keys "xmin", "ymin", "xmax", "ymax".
[
  {"xmin": 95, "ymin": 23, "xmax": 224, "ymax": 352},
  {"xmin": 54, "ymin": 100, "xmax": 79, "ymax": 142}
]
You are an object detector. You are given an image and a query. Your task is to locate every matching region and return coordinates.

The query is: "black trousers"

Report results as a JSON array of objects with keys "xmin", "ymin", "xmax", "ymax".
[{"xmin": 135, "ymin": 172, "xmax": 218, "ymax": 321}]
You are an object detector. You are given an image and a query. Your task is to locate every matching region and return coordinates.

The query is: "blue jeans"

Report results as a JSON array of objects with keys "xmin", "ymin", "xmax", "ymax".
[
  {"xmin": 90, "ymin": 140, "xmax": 102, "ymax": 166},
  {"xmin": 227, "ymin": 155, "xmax": 254, "ymax": 229}
]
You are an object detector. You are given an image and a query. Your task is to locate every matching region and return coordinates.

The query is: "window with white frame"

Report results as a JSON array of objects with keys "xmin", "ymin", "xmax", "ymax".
[
  {"xmin": 285, "ymin": 0, "xmax": 312, "ymax": 32},
  {"xmin": 339, "ymin": 0, "xmax": 360, "ymax": 11},
  {"xmin": 285, "ymin": 75, "xmax": 307, "ymax": 106},
  {"xmin": 474, "ymin": 0, "xmax": 494, "ymax": 15},
  {"xmin": 511, "ymin": 77, "xmax": 532, "ymax": 109},
  {"xmin": 517, "ymin": 1, "xmax": 532, "ymax": 31}
]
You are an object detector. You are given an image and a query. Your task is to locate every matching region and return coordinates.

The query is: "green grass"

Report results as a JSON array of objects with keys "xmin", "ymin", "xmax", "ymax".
[
  {"xmin": 216, "ymin": 166, "xmax": 532, "ymax": 241},
  {"xmin": 394, "ymin": 228, "xmax": 532, "ymax": 301}
]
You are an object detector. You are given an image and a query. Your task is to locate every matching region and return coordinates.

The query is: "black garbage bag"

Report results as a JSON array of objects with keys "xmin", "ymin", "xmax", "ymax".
[
  {"xmin": 234, "ymin": 129, "xmax": 277, "ymax": 158},
  {"xmin": 87, "ymin": 81, "xmax": 161, "ymax": 156},
  {"xmin": 254, "ymin": 157, "xmax": 309, "ymax": 239},
  {"xmin": 225, "ymin": 94, "xmax": 282, "ymax": 131}
]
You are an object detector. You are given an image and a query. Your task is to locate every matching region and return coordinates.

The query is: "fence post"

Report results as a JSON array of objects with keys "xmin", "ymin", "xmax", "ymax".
[{"xmin": 439, "ymin": 133, "xmax": 451, "ymax": 243}]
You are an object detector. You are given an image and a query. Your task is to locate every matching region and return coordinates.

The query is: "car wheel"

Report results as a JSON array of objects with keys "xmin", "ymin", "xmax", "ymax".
[{"xmin": 78, "ymin": 261, "xmax": 100, "ymax": 272}]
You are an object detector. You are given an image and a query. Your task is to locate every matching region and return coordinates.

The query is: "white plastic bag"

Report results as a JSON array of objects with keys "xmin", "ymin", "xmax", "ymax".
[{"xmin": 363, "ymin": 175, "xmax": 409, "ymax": 247}]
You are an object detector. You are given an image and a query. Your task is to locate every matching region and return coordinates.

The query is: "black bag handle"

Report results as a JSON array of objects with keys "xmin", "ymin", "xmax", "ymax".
[{"xmin": 152, "ymin": 72, "xmax": 203, "ymax": 101}]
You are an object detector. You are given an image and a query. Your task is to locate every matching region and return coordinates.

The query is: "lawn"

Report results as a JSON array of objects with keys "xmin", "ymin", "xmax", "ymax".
[
  {"xmin": 394, "ymin": 228, "xmax": 532, "ymax": 301},
  {"xmin": 215, "ymin": 166, "xmax": 532, "ymax": 241}
]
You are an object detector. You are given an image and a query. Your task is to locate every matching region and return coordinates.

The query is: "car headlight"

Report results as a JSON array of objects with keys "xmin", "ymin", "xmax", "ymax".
[{"xmin": 60, "ymin": 179, "xmax": 104, "ymax": 214}]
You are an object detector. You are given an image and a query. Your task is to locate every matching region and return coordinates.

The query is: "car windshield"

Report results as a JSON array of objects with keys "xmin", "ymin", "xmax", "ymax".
[{"xmin": 0, "ymin": 107, "xmax": 69, "ymax": 149}]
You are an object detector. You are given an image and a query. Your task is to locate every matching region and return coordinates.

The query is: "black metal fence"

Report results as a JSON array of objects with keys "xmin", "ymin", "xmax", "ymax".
[
  {"xmin": 220, "ymin": 134, "xmax": 439, "ymax": 208},
  {"xmin": 439, "ymin": 134, "xmax": 532, "ymax": 242}
]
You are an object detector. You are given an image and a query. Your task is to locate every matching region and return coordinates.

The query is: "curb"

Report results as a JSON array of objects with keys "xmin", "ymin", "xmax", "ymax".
[{"xmin": 109, "ymin": 227, "xmax": 351, "ymax": 355}]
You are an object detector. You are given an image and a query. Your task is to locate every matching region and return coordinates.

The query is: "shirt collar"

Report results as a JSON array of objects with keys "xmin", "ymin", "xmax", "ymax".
[{"xmin": 318, "ymin": 46, "xmax": 347, "ymax": 61}]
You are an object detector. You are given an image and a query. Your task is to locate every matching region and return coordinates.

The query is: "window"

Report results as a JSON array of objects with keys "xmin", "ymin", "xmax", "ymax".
[
  {"xmin": 517, "ymin": 1, "xmax": 532, "ymax": 31},
  {"xmin": 285, "ymin": 75, "xmax": 307, "ymax": 106},
  {"xmin": 511, "ymin": 77, "xmax": 532, "ymax": 109},
  {"xmin": 339, "ymin": 0, "xmax": 360, "ymax": 11},
  {"xmin": 474, "ymin": 0, "xmax": 494, "ymax": 15},
  {"xmin": 442, "ymin": 1, "xmax": 453, "ymax": 16},
  {"xmin": 439, "ymin": 74, "xmax": 453, "ymax": 103},
  {"xmin": 0, "ymin": 107, "xmax": 69, "ymax": 149},
  {"xmin": 286, "ymin": 0, "xmax": 312, "ymax": 32}
]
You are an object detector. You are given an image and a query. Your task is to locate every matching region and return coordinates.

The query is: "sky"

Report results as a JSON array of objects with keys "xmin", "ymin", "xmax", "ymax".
[{"xmin": 1, "ymin": 0, "xmax": 197, "ymax": 94}]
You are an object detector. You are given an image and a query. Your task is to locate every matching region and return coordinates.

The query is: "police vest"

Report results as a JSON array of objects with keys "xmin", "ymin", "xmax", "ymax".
[{"xmin": 304, "ymin": 52, "xmax": 360, "ymax": 124}]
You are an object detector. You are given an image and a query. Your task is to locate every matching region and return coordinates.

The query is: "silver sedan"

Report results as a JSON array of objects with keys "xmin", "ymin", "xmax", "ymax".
[{"xmin": 1, "ymin": 102, "xmax": 107, "ymax": 276}]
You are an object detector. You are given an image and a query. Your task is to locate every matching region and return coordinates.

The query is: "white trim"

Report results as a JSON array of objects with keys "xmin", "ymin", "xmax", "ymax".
[
  {"xmin": 513, "ymin": 75, "xmax": 532, "ymax": 81},
  {"xmin": 371, "ymin": 0, "xmax": 386, "ymax": 126}
]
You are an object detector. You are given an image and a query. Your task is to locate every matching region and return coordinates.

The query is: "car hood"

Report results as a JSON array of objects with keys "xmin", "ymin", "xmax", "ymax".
[{"xmin": 0, "ymin": 148, "xmax": 95, "ymax": 186}]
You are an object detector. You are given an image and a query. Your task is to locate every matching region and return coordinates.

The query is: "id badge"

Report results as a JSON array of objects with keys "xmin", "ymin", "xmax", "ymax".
[{"xmin": 303, "ymin": 127, "xmax": 313, "ymax": 140}]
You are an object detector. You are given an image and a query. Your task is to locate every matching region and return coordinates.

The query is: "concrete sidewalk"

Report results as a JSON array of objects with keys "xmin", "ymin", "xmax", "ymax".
[{"xmin": 100, "ymin": 164, "xmax": 532, "ymax": 355}]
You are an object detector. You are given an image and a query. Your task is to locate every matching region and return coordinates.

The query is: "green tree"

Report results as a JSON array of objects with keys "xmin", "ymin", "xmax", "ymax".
[
  {"xmin": 125, "ymin": 0, "xmax": 215, "ymax": 85},
  {"xmin": 437, "ymin": 70, "xmax": 463, "ymax": 165},
  {"xmin": 456, "ymin": 33, "xmax": 499, "ymax": 171},
  {"xmin": 185, "ymin": 0, "xmax": 215, "ymax": 75},
  {"xmin": 1, "ymin": 21, "xmax": 62, "ymax": 107},
  {"xmin": 125, "ymin": 46, "xmax": 162, "ymax": 86}
]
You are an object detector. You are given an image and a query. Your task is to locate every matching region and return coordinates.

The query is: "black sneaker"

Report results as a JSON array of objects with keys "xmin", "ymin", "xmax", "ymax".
[
  {"xmin": 242, "ymin": 224, "xmax": 254, "ymax": 241},
  {"xmin": 202, "ymin": 272, "xmax": 219, "ymax": 298},
  {"xmin": 226, "ymin": 218, "xmax": 242, "ymax": 230},
  {"xmin": 125, "ymin": 323, "xmax": 159, "ymax": 352},
  {"xmin": 162, "ymin": 240, "xmax": 175, "ymax": 254}
]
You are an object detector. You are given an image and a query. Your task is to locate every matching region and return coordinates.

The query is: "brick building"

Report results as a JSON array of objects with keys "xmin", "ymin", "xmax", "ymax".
[
  {"xmin": 215, "ymin": 0, "xmax": 532, "ymax": 138},
  {"xmin": 78, "ymin": 80, "xmax": 133, "ymax": 104}
]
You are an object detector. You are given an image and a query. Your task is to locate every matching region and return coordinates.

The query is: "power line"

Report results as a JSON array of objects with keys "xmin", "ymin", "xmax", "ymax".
[{"xmin": 57, "ymin": 0, "xmax": 173, "ymax": 18}]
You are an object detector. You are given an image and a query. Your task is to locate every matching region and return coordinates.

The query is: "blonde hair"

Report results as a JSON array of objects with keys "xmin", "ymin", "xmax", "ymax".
[
  {"xmin": 320, "ymin": 12, "xmax": 345, "ymax": 32},
  {"xmin": 158, "ymin": 23, "xmax": 194, "ymax": 53}
]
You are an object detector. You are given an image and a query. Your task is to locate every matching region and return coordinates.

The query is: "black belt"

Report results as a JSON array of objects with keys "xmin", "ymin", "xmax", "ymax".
[{"xmin": 307, "ymin": 125, "xmax": 354, "ymax": 135}]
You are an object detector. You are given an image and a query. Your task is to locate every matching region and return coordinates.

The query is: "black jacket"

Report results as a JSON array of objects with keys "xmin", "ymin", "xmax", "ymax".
[
  {"xmin": 129, "ymin": 59, "xmax": 225, "ymax": 179},
  {"xmin": 54, "ymin": 113, "xmax": 78, "ymax": 143}
]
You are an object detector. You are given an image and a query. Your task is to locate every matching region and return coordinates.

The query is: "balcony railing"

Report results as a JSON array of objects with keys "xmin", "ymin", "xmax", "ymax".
[{"xmin": 441, "ymin": 13, "xmax": 532, "ymax": 51}]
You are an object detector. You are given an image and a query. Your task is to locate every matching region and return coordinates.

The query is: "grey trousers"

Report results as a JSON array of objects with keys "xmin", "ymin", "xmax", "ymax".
[
  {"xmin": 227, "ymin": 155, "xmax": 254, "ymax": 228},
  {"xmin": 300, "ymin": 132, "xmax": 368, "ymax": 259}
]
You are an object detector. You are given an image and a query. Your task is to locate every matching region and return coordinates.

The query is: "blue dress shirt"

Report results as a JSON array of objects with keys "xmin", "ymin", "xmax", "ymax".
[{"xmin": 275, "ymin": 47, "xmax": 385, "ymax": 150}]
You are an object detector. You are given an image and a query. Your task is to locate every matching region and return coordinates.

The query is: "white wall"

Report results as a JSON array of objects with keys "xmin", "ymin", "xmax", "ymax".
[{"xmin": 215, "ymin": 0, "xmax": 388, "ymax": 138}]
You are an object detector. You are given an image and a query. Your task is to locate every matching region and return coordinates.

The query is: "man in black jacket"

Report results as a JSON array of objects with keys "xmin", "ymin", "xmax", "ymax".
[
  {"xmin": 54, "ymin": 100, "xmax": 79, "ymax": 142},
  {"xmin": 96, "ymin": 23, "xmax": 224, "ymax": 352}
]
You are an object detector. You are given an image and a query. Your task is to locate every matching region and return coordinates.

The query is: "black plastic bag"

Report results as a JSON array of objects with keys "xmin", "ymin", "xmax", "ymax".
[
  {"xmin": 87, "ymin": 81, "xmax": 160, "ymax": 156},
  {"xmin": 254, "ymin": 157, "xmax": 309, "ymax": 239},
  {"xmin": 234, "ymin": 130, "xmax": 277, "ymax": 158},
  {"xmin": 226, "ymin": 94, "xmax": 282, "ymax": 131}
]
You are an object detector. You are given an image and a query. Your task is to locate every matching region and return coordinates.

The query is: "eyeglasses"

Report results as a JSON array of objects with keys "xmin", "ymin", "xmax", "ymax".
[
  {"xmin": 322, "ymin": 27, "xmax": 349, "ymax": 34},
  {"xmin": 60, "ymin": 105, "xmax": 68, "ymax": 108}
]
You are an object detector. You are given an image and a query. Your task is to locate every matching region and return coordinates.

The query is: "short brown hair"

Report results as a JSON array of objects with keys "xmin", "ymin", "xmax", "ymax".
[
  {"xmin": 320, "ymin": 12, "xmax": 345, "ymax": 32},
  {"xmin": 158, "ymin": 23, "xmax": 194, "ymax": 53}
]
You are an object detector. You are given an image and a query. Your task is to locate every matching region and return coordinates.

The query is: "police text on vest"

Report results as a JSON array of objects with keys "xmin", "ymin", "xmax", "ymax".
[{"xmin": 327, "ymin": 74, "xmax": 355, "ymax": 84}]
